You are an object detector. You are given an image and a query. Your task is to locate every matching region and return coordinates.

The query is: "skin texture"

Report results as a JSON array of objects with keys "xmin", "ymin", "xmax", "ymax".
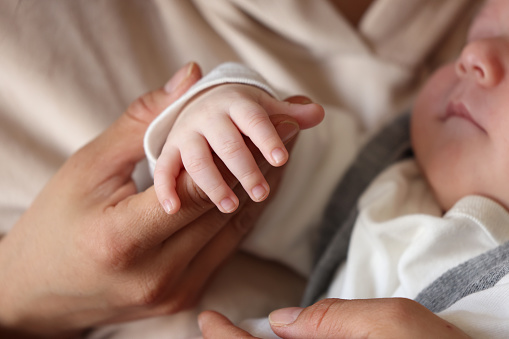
[
  {"xmin": 412, "ymin": 0, "xmax": 509, "ymax": 211},
  {"xmin": 154, "ymin": 83, "xmax": 324, "ymax": 214},
  {"xmin": 199, "ymin": 299, "xmax": 470, "ymax": 339},
  {"xmin": 0, "ymin": 63, "xmax": 302, "ymax": 338}
]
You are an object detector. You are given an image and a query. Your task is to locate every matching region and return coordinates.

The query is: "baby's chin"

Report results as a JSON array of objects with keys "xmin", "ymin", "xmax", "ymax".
[
  {"xmin": 413, "ymin": 159, "xmax": 450, "ymax": 214},
  {"xmin": 431, "ymin": 186, "xmax": 509, "ymax": 215},
  {"xmin": 423, "ymin": 172, "xmax": 463, "ymax": 215},
  {"xmin": 429, "ymin": 189, "xmax": 452, "ymax": 215}
]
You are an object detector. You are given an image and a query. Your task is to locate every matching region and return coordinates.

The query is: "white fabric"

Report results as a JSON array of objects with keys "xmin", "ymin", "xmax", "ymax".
[
  {"xmin": 328, "ymin": 160, "xmax": 509, "ymax": 301},
  {"xmin": 330, "ymin": 160, "xmax": 509, "ymax": 339},
  {"xmin": 439, "ymin": 274, "xmax": 509, "ymax": 339},
  {"xmin": 243, "ymin": 160, "xmax": 509, "ymax": 339}
]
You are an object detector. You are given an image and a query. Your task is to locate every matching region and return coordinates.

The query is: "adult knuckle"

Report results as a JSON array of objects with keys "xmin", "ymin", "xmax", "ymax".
[
  {"xmin": 79, "ymin": 218, "xmax": 141, "ymax": 272},
  {"xmin": 184, "ymin": 176, "xmax": 213, "ymax": 209},
  {"xmin": 100, "ymin": 275, "xmax": 168, "ymax": 310},
  {"xmin": 137, "ymin": 279, "xmax": 203, "ymax": 315},
  {"xmin": 127, "ymin": 262, "xmax": 193, "ymax": 309},
  {"xmin": 126, "ymin": 91, "xmax": 158, "ymax": 123},
  {"xmin": 98, "ymin": 238, "xmax": 138, "ymax": 271},
  {"xmin": 129, "ymin": 277, "xmax": 169, "ymax": 307},
  {"xmin": 297, "ymin": 299, "xmax": 360, "ymax": 337},
  {"xmin": 231, "ymin": 203, "xmax": 262, "ymax": 234},
  {"xmin": 230, "ymin": 215, "xmax": 252, "ymax": 235},
  {"xmin": 307, "ymin": 299, "xmax": 342, "ymax": 336},
  {"xmin": 159, "ymin": 289, "xmax": 198, "ymax": 315}
]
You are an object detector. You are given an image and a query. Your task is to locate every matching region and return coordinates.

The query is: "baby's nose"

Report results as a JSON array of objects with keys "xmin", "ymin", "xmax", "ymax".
[{"xmin": 455, "ymin": 38, "xmax": 505, "ymax": 88}]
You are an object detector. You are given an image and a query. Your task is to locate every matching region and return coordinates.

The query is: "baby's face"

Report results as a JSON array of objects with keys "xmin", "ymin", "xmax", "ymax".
[{"xmin": 411, "ymin": 0, "xmax": 509, "ymax": 211}]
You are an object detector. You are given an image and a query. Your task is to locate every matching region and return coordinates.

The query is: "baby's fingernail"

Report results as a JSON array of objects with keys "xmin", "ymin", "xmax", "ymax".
[
  {"xmin": 251, "ymin": 184, "xmax": 269, "ymax": 201},
  {"xmin": 220, "ymin": 197, "xmax": 237, "ymax": 213},
  {"xmin": 163, "ymin": 199, "xmax": 174, "ymax": 214},
  {"xmin": 271, "ymin": 147, "xmax": 287, "ymax": 165},
  {"xmin": 269, "ymin": 307, "xmax": 303, "ymax": 326},
  {"xmin": 275, "ymin": 121, "xmax": 299, "ymax": 143}
]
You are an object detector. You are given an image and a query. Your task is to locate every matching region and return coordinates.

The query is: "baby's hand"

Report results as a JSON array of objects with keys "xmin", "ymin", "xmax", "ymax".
[{"xmin": 154, "ymin": 84, "xmax": 324, "ymax": 214}]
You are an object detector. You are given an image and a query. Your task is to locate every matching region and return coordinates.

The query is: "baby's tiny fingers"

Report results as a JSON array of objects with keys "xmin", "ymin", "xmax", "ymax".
[
  {"xmin": 180, "ymin": 134, "xmax": 239, "ymax": 213},
  {"xmin": 204, "ymin": 118, "xmax": 270, "ymax": 203},
  {"xmin": 230, "ymin": 100, "xmax": 289, "ymax": 167}
]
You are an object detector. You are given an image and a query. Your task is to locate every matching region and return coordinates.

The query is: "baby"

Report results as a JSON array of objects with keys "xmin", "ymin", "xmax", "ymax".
[
  {"xmin": 106, "ymin": 0, "xmax": 509, "ymax": 338},
  {"xmin": 411, "ymin": 1, "xmax": 509, "ymax": 214}
]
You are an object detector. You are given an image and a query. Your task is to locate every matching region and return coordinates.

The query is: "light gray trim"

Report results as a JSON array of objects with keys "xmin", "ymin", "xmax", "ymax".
[
  {"xmin": 415, "ymin": 240, "xmax": 509, "ymax": 313},
  {"xmin": 302, "ymin": 113, "xmax": 412, "ymax": 306},
  {"xmin": 302, "ymin": 112, "xmax": 509, "ymax": 313}
]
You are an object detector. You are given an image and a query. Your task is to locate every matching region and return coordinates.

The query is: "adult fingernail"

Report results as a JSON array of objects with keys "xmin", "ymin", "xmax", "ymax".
[
  {"xmin": 296, "ymin": 97, "xmax": 313, "ymax": 104},
  {"xmin": 164, "ymin": 62, "xmax": 196, "ymax": 93},
  {"xmin": 287, "ymin": 95, "xmax": 313, "ymax": 105},
  {"xmin": 269, "ymin": 307, "xmax": 303, "ymax": 326},
  {"xmin": 275, "ymin": 121, "xmax": 299, "ymax": 143}
]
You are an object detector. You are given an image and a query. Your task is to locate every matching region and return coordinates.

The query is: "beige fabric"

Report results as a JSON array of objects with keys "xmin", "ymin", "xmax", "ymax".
[
  {"xmin": 362, "ymin": 0, "xmax": 476, "ymax": 67},
  {"xmin": 0, "ymin": 0, "xmax": 480, "ymax": 336},
  {"xmin": 0, "ymin": 0, "xmax": 478, "ymax": 233}
]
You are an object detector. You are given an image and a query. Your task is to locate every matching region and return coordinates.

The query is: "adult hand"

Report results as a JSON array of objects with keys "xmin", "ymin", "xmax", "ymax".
[
  {"xmin": 0, "ymin": 62, "xmax": 304, "ymax": 338},
  {"xmin": 199, "ymin": 298, "xmax": 471, "ymax": 339}
]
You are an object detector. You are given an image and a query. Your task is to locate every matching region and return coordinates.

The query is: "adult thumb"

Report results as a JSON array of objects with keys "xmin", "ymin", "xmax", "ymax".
[
  {"xmin": 78, "ymin": 62, "xmax": 202, "ymax": 185},
  {"xmin": 268, "ymin": 299, "xmax": 349, "ymax": 338},
  {"xmin": 268, "ymin": 298, "xmax": 470, "ymax": 339}
]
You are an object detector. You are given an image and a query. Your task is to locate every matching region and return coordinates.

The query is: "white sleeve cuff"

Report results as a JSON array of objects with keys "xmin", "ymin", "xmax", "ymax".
[{"xmin": 143, "ymin": 62, "xmax": 278, "ymax": 175}]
